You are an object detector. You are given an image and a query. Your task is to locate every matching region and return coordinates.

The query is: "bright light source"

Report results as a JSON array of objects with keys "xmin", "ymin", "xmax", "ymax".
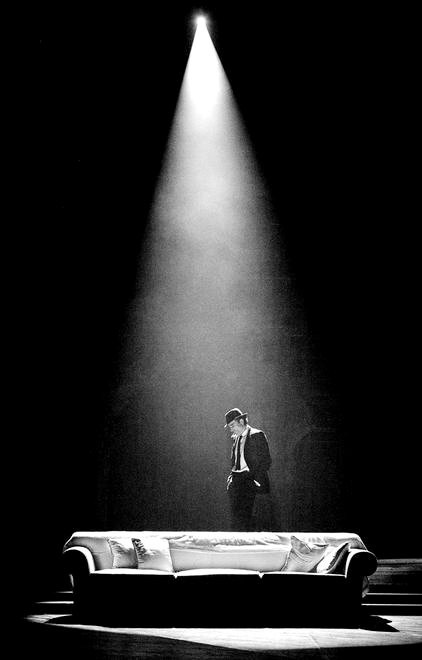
[{"xmin": 185, "ymin": 15, "xmax": 222, "ymax": 119}]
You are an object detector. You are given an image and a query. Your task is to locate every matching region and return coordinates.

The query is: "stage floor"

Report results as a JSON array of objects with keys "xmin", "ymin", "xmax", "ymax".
[{"xmin": 19, "ymin": 613, "xmax": 422, "ymax": 658}]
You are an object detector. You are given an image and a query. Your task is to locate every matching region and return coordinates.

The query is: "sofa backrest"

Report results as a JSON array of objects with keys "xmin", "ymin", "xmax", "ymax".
[
  {"xmin": 63, "ymin": 531, "xmax": 187, "ymax": 569},
  {"xmin": 63, "ymin": 531, "xmax": 367, "ymax": 571}
]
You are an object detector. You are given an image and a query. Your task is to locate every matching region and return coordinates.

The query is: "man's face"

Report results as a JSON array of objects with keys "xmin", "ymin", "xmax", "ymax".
[{"xmin": 228, "ymin": 419, "xmax": 245, "ymax": 436}]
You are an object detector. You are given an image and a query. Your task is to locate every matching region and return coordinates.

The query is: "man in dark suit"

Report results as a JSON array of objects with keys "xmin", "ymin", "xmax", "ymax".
[{"xmin": 225, "ymin": 408, "xmax": 272, "ymax": 531}]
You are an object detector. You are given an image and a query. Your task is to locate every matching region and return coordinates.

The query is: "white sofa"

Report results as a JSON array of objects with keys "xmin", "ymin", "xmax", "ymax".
[{"xmin": 63, "ymin": 530, "xmax": 377, "ymax": 626}]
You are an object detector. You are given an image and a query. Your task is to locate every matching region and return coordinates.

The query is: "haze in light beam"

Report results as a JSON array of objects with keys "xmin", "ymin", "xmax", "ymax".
[
  {"xmin": 151, "ymin": 19, "xmax": 272, "ymax": 250},
  {"xmin": 110, "ymin": 19, "xmax": 311, "ymax": 530},
  {"xmin": 127, "ymin": 17, "xmax": 306, "ymax": 417}
]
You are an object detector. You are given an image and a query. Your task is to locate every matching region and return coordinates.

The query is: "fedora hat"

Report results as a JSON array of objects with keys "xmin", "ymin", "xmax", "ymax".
[{"xmin": 224, "ymin": 408, "xmax": 248, "ymax": 428}]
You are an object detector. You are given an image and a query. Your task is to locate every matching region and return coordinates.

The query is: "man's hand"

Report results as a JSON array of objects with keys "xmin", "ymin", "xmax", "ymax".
[{"xmin": 226, "ymin": 474, "xmax": 233, "ymax": 491}]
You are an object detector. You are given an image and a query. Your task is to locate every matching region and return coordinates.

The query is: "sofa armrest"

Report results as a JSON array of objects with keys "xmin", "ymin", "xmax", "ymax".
[
  {"xmin": 344, "ymin": 548, "xmax": 377, "ymax": 579},
  {"xmin": 63, "ymin": 545, "xmax": 96, "ymax": 585}
]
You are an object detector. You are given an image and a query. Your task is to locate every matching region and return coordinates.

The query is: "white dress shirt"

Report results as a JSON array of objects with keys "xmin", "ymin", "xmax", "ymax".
[{"xmin": 232, "ymin": 425, "xmax": 250, "ymax": 473}]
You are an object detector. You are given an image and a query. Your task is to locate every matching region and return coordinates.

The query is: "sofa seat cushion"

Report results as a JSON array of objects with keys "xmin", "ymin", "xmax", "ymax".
[
  {"xmin": 94, "ymin": 568, "xmax": 176, "ymax": 576},
  {"xmin": 260, "ymin": 571, "xmax": 346, "ymax": 594},
  {"xmin": 173, "ymin": 568, "xmax": 262, "ymax": 626},
  {"xmin": 175, "ymin": 568, "xmax": 260, "ymax": 577},
  {"xmin": 170, "ymin": 544, "xmax": 288, "ymax": 572},
  {"xmin": 259, "ymin": 572, "xmax": 347, "ymax": 598},
  {"xmin": 258, "ymin": 572, "xmax": 349, "ymax": 623},
  {"xmin": 77, "ymin": 568, "xmax": 176, "ymax": 625}
]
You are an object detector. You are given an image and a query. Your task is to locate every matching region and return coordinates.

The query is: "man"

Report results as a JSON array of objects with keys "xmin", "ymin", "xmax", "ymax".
[{"xmin": 225, "ymin": 408, "xmax": 272, "ymax": 531}]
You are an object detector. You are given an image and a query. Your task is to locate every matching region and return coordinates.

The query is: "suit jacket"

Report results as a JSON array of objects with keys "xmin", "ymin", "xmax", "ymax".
[{"xmin": 231, "ymin": 426, "xmax": 272, "ymax": 493}]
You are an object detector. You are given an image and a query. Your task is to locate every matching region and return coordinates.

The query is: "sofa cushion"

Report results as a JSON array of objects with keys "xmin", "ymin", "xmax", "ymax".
[
  {"xmin": 275, "ymin": 532, "xmax": 366, "ymax": 550},
  {"xmin": 170, "ymin": 532, "xmax": 284, "ymax": 549},
  {"xmin": 107, "ymin": 538, "xmax": 137, "ymax": 568},
  {"xmin": 170, "ymin": 544, "xmax": 288, "ymax": 572},
  {"xmin": 132, "ymin": 536, "xmax": 174, "ymax": 572},
  {"xmin": 316, "ymin": 541, "xmax": 350, "ymax": 574},
  {"xmin": 284, "ymin": 535, "xmax": 327, "ymax": 572},
  {"xmin": 94, "ymin": 568, "xmax": 176, "ymax": 576},
  {"xmin": 176, "ymin": 568, "xmax": 260, "ymax": 576}
]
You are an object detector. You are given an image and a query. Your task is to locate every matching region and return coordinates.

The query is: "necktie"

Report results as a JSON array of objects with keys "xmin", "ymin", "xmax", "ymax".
[{"xmin": 235, "ymin": 435, "xmax": 242, "ymax": 470}]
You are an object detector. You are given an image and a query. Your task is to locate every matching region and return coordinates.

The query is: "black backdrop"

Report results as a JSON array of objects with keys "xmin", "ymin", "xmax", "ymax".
[{"xmin": 14, "ymin": 4, "xmax": 419, "ymax": 609}]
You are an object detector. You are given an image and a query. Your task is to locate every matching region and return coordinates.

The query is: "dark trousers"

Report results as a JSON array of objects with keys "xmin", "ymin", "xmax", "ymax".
[{"xmin": 228, "ymin": 471, "xmax": 256, "ymax": 531}]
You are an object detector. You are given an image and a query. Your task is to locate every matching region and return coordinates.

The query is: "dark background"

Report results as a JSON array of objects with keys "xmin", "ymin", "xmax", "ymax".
[{"xmin": 14, "ymin": 3, "xmax": 419, "ymax": 610}]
